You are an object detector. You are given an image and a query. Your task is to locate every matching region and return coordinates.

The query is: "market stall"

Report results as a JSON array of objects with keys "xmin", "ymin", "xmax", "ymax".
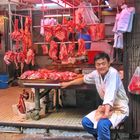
[
  {"xmin": 1, "ymin": 0, "xmax": 124, "ymax": 118},
  {"xmin": 1, "ymin": 0, "xmax": 140, "ymax": 138},
  {"xmin": 2, "ymin": 0, "xmax": 116, "ymax": 119}
]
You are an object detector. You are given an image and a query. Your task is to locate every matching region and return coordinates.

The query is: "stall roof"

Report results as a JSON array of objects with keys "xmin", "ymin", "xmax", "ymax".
[
  {"xmin": 22, "ymin": 0, "xmax": 99, "ymax": 7},
  {"xmin": 26, "ymin": 0, "xmax": 124, "ymax": 9},
  {"xmin": 0, "ymin": 0, "xmax": 124, "ymax": 10}
]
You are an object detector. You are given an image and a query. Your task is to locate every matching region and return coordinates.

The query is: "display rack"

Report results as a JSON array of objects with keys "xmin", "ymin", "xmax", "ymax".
[
  {"xmin": 6, "ymin": 0, "xmax": 33, "ymax": 50},
  {"xmin": 5, "ymin": 0, "xmax": 116, "ymax": 68},
  {"xmin": 34, "ymin": 1, "xmax": 114, "ymax": 43}
]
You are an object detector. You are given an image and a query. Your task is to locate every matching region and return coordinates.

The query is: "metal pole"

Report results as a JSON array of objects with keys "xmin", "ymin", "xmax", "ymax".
[
  {"xmin": 41, "ymin": 0, "xmax": 45, "ymax": 44},
  {"xmin": 8, "ymin": 1, "xmax": 13, "ymax": 50},
  {"xmin": 29, "ymin": 8, "xmax": 33, "ymax": 43}
]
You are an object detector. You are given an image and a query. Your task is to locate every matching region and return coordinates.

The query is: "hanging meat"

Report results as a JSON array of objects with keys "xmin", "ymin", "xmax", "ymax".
[
  {"xmin": 4, "ymin": 50, "xmax": 26, "ymax": 74},
  {"xmin": 59, "ymin": 43, "xmax": 68, "ymax": 63},
  {"xmin": 44, "ymin": 26, "xmax": 53, "ymax": 42},
  {"xmin": 11, "ymin": 19, "xmax": 22, "ymax": 49},
  {"xmin": 67, "ymin": 42, "xmax": 75, "ymax": 57},
  {"xmin": 67, "ymin": 20, "xmax": 75, "ymax": 33},
  {"xmin": 77, "ymin": 38, "xmax": 86, "ymax": 56},
  {"xmin": 97, "ymin": 23, "xmax": 105, "ymax": 40},
  {"xmin": 88, "ymin": 23, "xmax": 105, "ymax": 41},
  {"xmin": 21, "ymin": 17, "xmax": 32, "ymax": 54},
  {"xmin": 55, "ymin": 24, "xmax": 67, "ymax": 42},
  {"xmin": 3, "ymin": 51, "xmax": 14, "ymax": 65},
  {"xmin": 49, "ymin": 40, "xmax": 58, "ymax": 61},
  {"xmin": 41, "ymin": 44, "xmax": 48, "ymax": 55},
  {"xmin": 17, "ymin": 51, "xmax": 26, "ymax": 74},
  {"xmin": 63, "ymin": 18, "xmax": 75, "ymax": 33}
]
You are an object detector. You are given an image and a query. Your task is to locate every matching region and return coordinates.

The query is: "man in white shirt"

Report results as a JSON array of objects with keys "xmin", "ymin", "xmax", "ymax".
[{"xmin": 60, "ymin": 52, "xmax": 129, "ymax": 140}]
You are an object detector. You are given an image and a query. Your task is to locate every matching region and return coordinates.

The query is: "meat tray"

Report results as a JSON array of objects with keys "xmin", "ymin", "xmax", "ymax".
[{"xmin": 18, "ymin": 74, "xmax": 83, "ymax": 87}]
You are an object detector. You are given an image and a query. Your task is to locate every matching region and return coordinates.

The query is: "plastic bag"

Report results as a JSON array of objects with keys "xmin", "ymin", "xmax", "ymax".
[
  {"xmin": 128, "ymin": 66, "xmax": 140, "ymax": 95},
  {"xmin": 75, "ymin": 1, "xmax": 99, "ymax": 25}
]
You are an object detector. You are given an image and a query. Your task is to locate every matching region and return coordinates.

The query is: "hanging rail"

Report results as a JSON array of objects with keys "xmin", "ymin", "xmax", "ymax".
[
  {"xmin": 15, "ymin": 4, "xmax": 109, "ymax": 12},
  {"xmin": 34, "ymin": 39, "xmax": 113, "ymax": 45},
  {"xmin": 33, "ymin": 22, "xmax": 114, "ymax": 28},
  {"xmin": 10, "ymin": 13, "xmax": 30, "ymax": 18}
]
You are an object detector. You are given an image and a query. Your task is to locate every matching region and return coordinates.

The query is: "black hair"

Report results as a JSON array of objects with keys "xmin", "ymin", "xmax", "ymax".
[{"xmin": 94, "ymin": 52, "xmax": 110, "ymax": 64}]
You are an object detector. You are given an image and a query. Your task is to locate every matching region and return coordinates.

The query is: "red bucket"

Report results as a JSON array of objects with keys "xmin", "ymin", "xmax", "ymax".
[{"xmin": 87, "ymin": 51, "xmax": 102, "ymax": 64}]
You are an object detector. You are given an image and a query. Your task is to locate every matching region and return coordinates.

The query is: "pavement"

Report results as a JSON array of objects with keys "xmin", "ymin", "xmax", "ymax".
[
  {"xmin": 0, "ymin": 133, "xmax": 95, "ymax": 140},
  {"xmin": 0, "ymin": 87, "xmax": 139, "ymax": 140}
]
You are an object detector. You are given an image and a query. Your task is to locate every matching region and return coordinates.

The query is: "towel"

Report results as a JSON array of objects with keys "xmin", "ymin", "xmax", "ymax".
[{"xmin": 113, "ymin": 33, "xmax": 123, "ymax": 49}]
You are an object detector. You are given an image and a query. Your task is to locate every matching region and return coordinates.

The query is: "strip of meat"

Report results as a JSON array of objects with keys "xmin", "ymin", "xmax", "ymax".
[
  {"xmin": 77, "ymin": 38, "xmax": 86, "ymax": 56},
  {"xmin": 49, "ymin": 40, "xmax": 58, "ymax": 61}
]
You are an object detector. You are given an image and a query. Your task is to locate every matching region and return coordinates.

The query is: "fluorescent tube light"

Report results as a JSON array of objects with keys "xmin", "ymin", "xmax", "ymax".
[
  {"xmin": 105, "ymin": 0, "xmax": 112, "ymax": 9},
  {"xmin": 44, "ymin": 14, "xmax": 70, "ymax": 18},
  {"xmin": 36, "ymin": 3, "xmax": 61, "ymax": 8},
  {"xmin": 36, "ymin": 1, "xmax": 71, "ymax": 8}
]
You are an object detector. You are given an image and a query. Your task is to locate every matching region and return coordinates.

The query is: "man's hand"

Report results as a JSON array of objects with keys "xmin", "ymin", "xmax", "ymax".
[
  {"xmin": 60, "ymin": 77, "xmax": 84, "ymax": 89},
  {"xmin": 60, "ymin": 82, "xmax": 71, "ymax": 88},
  {"xmin": 101, "ymin": 104, "xmax": 113, "ymax": 119}
]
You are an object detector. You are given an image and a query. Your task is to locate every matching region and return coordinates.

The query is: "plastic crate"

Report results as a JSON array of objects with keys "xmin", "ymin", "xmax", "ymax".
[{"xmin": 0, "ymin": 73, "xmax": 9, "ymax": 89}]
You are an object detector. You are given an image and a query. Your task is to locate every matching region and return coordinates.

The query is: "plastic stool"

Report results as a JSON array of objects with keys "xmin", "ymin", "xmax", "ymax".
[{"xmin": 112, "ymin": 116, "xmax": 128, "ymax": 140}]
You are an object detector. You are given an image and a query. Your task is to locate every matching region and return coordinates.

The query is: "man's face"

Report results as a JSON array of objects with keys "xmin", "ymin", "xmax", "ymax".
[{"xmin": 95, "ymin": 58, "xmax": 110, "ymax": 76}]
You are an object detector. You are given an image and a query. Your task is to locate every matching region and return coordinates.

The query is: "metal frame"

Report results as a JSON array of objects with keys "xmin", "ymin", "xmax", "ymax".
[
  {"xmin": 22, "ymin": 82, "xmax": 93, "ymax": 120},
  {"xmin": 6, "ymin": 0, "xmax": 33, "ymax": 50}
]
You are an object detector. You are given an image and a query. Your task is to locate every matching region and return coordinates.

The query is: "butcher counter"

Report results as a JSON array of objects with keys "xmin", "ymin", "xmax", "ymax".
[{"xmin": 19, "ymin": 79, "xmax": 94, "ymax": 120}]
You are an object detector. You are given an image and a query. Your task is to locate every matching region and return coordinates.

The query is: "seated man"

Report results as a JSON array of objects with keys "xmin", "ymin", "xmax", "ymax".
[{"xmin": 60, "ymin": 52, "xmax": 129, "ymax": 140}]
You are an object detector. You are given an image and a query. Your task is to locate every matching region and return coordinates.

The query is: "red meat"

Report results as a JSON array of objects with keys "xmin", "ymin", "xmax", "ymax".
[
  {"xmin": 67, "ymin": 43, "xmax": 75, "ymax": 57},
  {"xmin": 41, "ymin": 44, "xmax": 48, "ymax": 55},
  {"xmin": 77, "ymin": 39, "xmax": 86, "ymax": 56},
  {"xmin": 49, "ymin": 40, "xmax": 58, "ymax": 61},
  {"xmin": 59, "ymin": 43, "xmax": 68, "ymax": 62}
]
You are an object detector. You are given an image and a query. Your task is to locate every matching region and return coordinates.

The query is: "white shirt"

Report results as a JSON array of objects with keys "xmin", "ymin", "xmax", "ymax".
[{"xmin": 83, "ymin": 67, "xmax": 129, "ymax": 128}]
